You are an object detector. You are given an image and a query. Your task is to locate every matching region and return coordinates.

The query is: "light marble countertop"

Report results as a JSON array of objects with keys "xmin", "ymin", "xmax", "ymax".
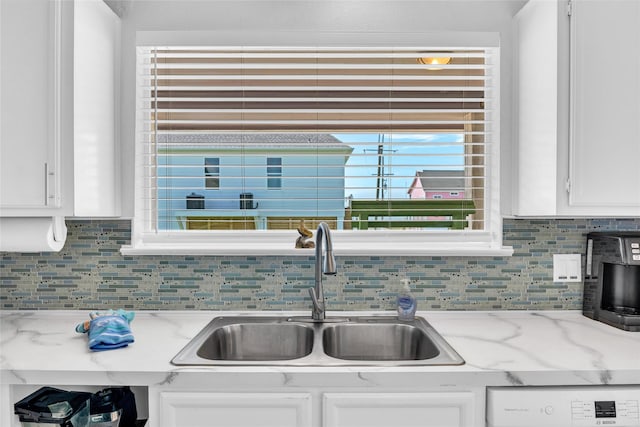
[{"xmin": 1, "ymin": 310, "xmax": 639, "ymax": 388}]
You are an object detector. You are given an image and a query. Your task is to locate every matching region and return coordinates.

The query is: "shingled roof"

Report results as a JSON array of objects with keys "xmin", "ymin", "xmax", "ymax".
[
  {"xmin": 156, "ymin": 133, "xmax": 349, "ymax": 149},
  {"xmin": 414, "ymin": 170, "xmax": 465, "ymax": 191}
]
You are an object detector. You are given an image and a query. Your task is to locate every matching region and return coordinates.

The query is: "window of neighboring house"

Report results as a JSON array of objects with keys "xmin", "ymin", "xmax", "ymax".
[
  {"xmin": 124, "ymin": 40, "xmax": 511, "ymax": 256},
  {"xmin": 432, "ymin": 195, "xmax": 443, "ymax": 199},
  {"xmin": 267, "ymin": 157, "xmax": 282, "ymax": 189},
  {"xmin": 205, "ymin": 157, "xmax": 220, "ymax": 189}
]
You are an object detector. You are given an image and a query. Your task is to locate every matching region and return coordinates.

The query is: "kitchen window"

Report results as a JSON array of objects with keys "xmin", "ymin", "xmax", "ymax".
[{"xmin": 124, "ymin": 36, "xmax": 510, "ymax": 256}]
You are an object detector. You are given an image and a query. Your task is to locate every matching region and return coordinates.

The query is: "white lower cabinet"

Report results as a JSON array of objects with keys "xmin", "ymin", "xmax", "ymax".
[
  {"xmin": 323, "ymin": 392, "xmax": 477, "ymax": 427},
  {"xmin": 157, "ymin": 392, "xmax": 313, "ymax": 427},
  {"xmin": 154, "ymin": 390, "xmax": 481, "ymax": 427}
]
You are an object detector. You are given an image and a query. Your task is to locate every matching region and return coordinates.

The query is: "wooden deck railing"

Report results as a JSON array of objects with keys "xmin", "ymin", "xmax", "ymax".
[{"xmin": 348, "ymin": 199, "xmax": 476, "ymax": 230}]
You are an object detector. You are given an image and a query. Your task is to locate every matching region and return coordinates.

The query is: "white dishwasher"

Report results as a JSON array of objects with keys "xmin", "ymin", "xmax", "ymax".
[{"xmin": 487, "ymin": 386, "xmax": 640, "ymax": 427}]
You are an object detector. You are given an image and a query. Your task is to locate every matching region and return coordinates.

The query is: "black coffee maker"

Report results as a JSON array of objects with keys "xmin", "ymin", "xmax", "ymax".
[{"xmin": 583, "ymin": 232, "xmax": 640, "ymax": 331}]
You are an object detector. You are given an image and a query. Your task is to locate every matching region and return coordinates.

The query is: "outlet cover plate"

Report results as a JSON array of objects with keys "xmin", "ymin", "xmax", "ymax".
[{"xmin": 553, "ymin": 254, "xmax": 582, "ymax": 282}]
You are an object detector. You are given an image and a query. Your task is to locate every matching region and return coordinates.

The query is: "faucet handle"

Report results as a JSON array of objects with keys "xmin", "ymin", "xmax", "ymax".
[
  {"xmin": 308, "ymin": 287, "xmax": 320, "ymax": 306},
  {"xmin": 308, "ymin": 287, "xmax": 325, "ymax": 319}
]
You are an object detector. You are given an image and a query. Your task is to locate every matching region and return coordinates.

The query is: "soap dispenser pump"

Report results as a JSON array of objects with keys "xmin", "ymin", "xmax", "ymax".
[{"xmin": 396, "ymin": 279, "xmax": 417, "ymax": 321}]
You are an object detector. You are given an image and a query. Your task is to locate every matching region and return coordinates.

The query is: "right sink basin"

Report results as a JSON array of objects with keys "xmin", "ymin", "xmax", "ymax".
[
  {"xmin": 321, "ymin": 316, "xmax": 464, "ymax": 365},
  {"xmin": 322, "ymin": 322, "xmax": 440, "ymax": 361}
]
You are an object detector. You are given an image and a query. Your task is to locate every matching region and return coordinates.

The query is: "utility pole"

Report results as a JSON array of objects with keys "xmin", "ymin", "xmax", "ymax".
[{"xmin": 365, "ymin": 134, "xmax": 396, "ymax": 200}]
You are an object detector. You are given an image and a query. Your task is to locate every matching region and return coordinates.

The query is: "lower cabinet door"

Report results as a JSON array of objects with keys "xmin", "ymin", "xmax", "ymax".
[
  {"xmin": 323, "ymin": 392, "xmax": 477, "ymax": 427},
  {"xmin": 158, "ymin": 392, "xmax": 312, "ymax": 427}
]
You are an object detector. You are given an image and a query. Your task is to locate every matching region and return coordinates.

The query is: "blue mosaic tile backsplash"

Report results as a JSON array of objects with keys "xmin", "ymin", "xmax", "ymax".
[{"xmin": 1, "ymin": 218, "xmax": 639, "ymax": 311}]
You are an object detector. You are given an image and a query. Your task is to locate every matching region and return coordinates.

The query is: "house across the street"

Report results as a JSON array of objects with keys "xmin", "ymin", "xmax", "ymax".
[{"xmin": 157, "ymin": 133, "xmax": 354, "ymax": 231}]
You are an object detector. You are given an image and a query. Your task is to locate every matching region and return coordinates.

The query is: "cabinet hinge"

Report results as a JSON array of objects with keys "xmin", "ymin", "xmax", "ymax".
[
  {"xmin": 567, "ymin": 0, "xmax": 573, "ymax": 16},
  {"xmin": 565, "ymin": 179, "xmax": 571, "ymax": 194}
]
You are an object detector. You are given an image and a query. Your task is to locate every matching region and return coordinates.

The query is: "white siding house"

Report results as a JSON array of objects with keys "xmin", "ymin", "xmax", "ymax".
[{"xmin": 157, "ymin": 134, "xmax": 353, "ymax": 230}]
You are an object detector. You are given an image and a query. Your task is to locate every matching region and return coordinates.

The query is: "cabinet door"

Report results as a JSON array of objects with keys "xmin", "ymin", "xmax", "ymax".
[
  {"xmin": 569, "ymin": 0, "xmax": 640, "ymax": 212},
  {"xmin": 73, "ymin": 0, "xmax": 120, "ymax": 217},
  {"xmin": 0, "ymin": 0, "xmax": 71, "ymax": 213},
  {"xmin": 323, "ymin": 392, "xmax": 477, "ymax": 427},
  {"xmin": 513, "ymin": 0, "xmax": 564, "ymax": 216},
  {"xmin": 158, "ymin": 392, "xmax": 312, "ymax": 427}
]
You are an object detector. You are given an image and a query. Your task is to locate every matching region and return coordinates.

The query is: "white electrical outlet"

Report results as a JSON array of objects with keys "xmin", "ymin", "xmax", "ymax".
[{"xmin": 552, "ymin": 254, "xmax": 582, "ymax": 282}]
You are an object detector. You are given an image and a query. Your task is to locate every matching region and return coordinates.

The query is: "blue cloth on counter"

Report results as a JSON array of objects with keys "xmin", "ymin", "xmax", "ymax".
[
  {"xmin": 75, "ymin": 310, "xmax": 135, "ymax": 351},
  {"xmin": 88, "ymin": 315, "xmax": 135, "ymax": 351}
]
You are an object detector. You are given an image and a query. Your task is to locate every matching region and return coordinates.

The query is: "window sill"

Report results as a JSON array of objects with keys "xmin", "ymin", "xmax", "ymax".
[{"xmin": 120, "ymin": 230, "xmax": 514, "ymax": 257}]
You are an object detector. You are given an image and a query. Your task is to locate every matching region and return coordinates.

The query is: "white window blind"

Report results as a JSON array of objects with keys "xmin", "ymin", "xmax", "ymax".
[{"xmin": 129, "ymin": 45, "xmax": 506, "ymax": 255}]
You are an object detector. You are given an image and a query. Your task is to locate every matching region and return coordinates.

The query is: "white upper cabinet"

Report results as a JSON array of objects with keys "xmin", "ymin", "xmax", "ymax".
[
  {"xmin": 0, "ymin": 0, "xmax": 73, "ymax": 216},
  {"xmin": 568, "ymin": 0, "xmax": 640, "ymax": 212},
  {"xmin": 73, "ymin": 0, "xmax": 121, "ymax": 217},
  {"xmin": 0, "ymin": 0, "xmax": 120, "ymax": 219},
  {"xmin": 513, "ymin": 0, "xmax": 640, "ymax": 217}
]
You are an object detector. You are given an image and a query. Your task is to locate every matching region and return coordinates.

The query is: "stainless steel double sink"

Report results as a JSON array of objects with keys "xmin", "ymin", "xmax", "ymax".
[{"xmin": 171, "ymin": 315, "xmax": 464, "ymax": 366}]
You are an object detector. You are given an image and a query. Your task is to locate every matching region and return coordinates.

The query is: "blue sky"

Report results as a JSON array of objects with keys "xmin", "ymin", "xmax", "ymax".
[{"xmin": 333, "ymin": 133, "xmax": 465, "ymax": 199}]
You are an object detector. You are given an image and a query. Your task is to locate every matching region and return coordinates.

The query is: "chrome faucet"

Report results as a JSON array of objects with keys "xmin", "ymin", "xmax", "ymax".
[{"xmin": 308, "ymin": 222, "xmax": 336, "ymax": 321}]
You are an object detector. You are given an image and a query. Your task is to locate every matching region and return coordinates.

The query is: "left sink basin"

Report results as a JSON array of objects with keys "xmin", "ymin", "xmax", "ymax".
[
  {"xmin": 172, "ymin": 317, "xmax": 315, "ymax": 366},
  {"xmin": 198, "ymin": 323, "xmax": 314, "ymax": 361}
]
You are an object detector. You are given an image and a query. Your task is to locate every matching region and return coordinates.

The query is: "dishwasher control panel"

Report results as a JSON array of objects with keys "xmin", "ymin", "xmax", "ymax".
[{"xmin": 487, "ymin": 386, "xmax": 640, "ymax": 427}]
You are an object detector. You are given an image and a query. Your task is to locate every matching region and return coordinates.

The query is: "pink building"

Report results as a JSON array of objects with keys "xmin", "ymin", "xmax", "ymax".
[{"xmin": 408, "ymin": 170, "xmax": 466, "ymax": 199}]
